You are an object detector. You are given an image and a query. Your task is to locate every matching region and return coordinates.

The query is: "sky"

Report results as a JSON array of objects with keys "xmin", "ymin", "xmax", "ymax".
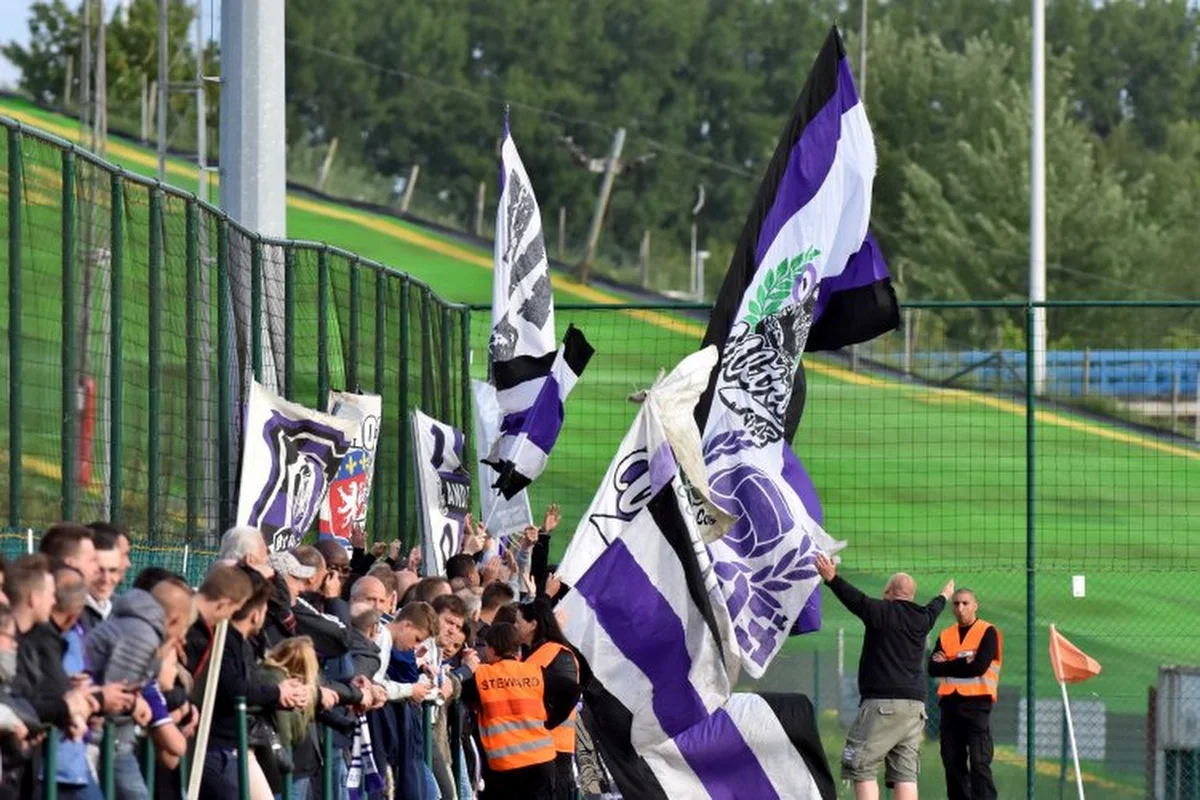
[
  {"xmin": 0, "ymin": 0, "xmax": 221, "ymax": 90},
  {"xmin": 0, "ymin": 0, "xmax": 35, "ymax": 88}
]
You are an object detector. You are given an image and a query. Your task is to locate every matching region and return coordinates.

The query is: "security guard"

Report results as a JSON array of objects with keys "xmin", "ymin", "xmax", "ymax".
[
  {"xmin": 526, "ymin": 640, "xmax": 578, "ymax": 795},
  {"xmin": 461, "ymin": 622, "xmax": 556, "ymax": 799},
  {"xmin": 929, "ymin": 588, "xmax": 1002, "ymax": 800}
]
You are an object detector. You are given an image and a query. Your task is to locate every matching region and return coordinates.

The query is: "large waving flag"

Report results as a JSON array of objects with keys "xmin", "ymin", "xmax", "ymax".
[
  {"xmin": 696, "ymin": 27, "xmax": 900, "ymax": 677},
  {"xmin": 484, "ymin": 117, "xmax": 594, "ymax": 498},
  {"xmin": 559, "ymin": 348, "xmax": 835, "ymax": 800}
]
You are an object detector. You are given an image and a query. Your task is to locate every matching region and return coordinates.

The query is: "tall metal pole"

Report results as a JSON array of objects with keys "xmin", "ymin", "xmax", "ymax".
[
  {"xmin": 157, "ymin": 0, "xmax": 167, "ymax": 180},
  {"xmin": 1030, "ymin": 0, "xmax": 1047, "ymax": 396},
  {"xmin": 221, "ymin": 0, "xmax": 288, "ymax": 392},
  {"xmin": 93, "ymin": 0, "xmax": 106, "ymax": 157}
]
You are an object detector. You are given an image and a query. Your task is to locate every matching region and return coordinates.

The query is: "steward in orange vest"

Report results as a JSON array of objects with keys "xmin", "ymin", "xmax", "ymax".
[
  {"xmin": 518, "ymin": 599, "xmax": 583, "ymax": 800},
  {"xmin": 929, "ymin": 589, "xmax": 1002, "ymax": 800},
  {"xmin": 461, "ymin": 623, "xmax": 556, "ymax": 800}
]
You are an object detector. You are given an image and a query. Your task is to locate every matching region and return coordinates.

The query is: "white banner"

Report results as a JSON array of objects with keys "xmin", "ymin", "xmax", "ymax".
[
  {"xmin": 410, "ymin": 409, "xmax": 471, "ymax": 578},
  {"xmin": 318, "ymin": 391, "xmax": 383, "ymax": 548},
  {"xmin": 471, "ymin": 380, "xmax": 533, "ymax": 537},
  {"xmin": 236, "ymin": 381, "xmax": 358, "ymax": 552}
]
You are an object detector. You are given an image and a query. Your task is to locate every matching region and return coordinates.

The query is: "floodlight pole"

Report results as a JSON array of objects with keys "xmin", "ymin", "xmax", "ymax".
[{"xmin": 1030, "ymin": 0, "xmax": 1048, "ymax": 396}]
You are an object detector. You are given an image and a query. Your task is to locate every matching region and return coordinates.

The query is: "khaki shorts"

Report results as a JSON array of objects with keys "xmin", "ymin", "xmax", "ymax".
[{"xmin": 841, "ymin": 698, "xmax": 926, "ymax": 785}]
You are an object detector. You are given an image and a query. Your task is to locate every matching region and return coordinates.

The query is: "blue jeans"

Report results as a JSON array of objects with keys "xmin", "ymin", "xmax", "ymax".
[
  {"xmin": 56, "ymin": 782, "xmax": 104, "ymax": 800},
  {"xmin": 200, "ymin": 748, "xmax": 239, "ymax": 800},
  {"xmin": 275, "ymin": 775, "xmax": 309, "ymax": 800},
  {"xmin": 114, "ymin": 750, "xmax": 150, "ymax": 800}
]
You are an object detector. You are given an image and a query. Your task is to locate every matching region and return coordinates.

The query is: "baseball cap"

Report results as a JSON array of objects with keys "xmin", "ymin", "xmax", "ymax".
[{"xmin": 269, "ymin": 550, "xmax": 316, "ymax": 580}]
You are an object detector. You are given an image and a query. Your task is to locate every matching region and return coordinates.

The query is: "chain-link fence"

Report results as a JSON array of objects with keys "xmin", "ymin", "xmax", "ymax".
[
  {"xmin": 467, "ymin": 301, "xmax": 1200, "ymax": 798},
  {"xmin": 5, "ymin": 110, "xmax": 1200, "ymax": 797},
  {"xmin": 0, "ymin": 116, "xmax": 472, "ymax": 554}
]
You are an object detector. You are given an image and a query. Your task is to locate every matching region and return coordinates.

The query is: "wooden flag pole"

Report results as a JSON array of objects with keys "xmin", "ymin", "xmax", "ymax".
[
  {"xmin": 1058, "ymin": 678, "xmax": 1085, "ymax": 800},
  {"xmin": 187, "ymin": 618, "xmax": 229, "ymax": 798}
]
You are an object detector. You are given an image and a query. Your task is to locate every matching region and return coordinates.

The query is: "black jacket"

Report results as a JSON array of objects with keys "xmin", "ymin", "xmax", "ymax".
[
  {"xmin": 207, "ymin": 626, "xmax": 282, "ymax": 750},
  {"xmin": 826, "ymin": 576, "xmax": 946, "ymax": 702},
  {"xmin": 14, "ymin": 622, "xmax": 71, "ymax": 729}
]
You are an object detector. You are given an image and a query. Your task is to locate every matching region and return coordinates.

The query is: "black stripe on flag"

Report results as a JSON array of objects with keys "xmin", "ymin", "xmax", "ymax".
[
  {"xmin": 757, "ymin": 693, "xmax": 838, "ymax": 800},
  {"xmin": 561, "ymin": 324, "xmax": 595, "ymax": 377},
  {"xmin": 491, "ymin": 350, "xmax": 556, "ymax": 391},
  {"xmin": 695, "ymin": 28, "xmax": 847, "ymax": 436}
]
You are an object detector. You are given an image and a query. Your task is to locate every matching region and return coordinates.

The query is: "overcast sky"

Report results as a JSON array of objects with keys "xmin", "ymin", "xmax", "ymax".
[{"xmin": 0, "ymin": 0, "xmax": 35, "ymax": 88}]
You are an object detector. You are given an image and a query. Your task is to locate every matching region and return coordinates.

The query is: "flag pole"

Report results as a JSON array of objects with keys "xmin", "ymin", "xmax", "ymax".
[
  {"xmin": 1058, "ymin": 678, "xmax": 1086, "ymax": 800},
  {"xmin": 187, "ymin": 618, "xmax": 229, "ymax": 799}
]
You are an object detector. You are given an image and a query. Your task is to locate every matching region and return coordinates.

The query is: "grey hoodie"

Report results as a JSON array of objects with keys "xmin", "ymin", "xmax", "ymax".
[{"xmin": 85, "ymin": 588, "xmax": 165, "ymax": 694}]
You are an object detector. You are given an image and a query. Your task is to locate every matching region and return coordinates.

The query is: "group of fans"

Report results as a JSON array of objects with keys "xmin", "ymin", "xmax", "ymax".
[{"xmin": 0, "ymin": 506, "xmax": 613, "ymax": 800}]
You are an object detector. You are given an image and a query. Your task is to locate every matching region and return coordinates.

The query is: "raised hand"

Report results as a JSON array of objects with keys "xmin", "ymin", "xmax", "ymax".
[
  {"xmin": 814, "ymin": 553, "xmax": 837, "ymax": 583},
  {"xmin": 542, "ymin": 504, "xmax": 561, "ymax": 534}
]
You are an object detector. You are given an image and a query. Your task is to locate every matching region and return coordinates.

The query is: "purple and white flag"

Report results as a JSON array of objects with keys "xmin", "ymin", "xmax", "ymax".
[
  {"xmin": 696, "ymin": 27, "xmax": 900, "ymax": 677},
  {"xmin": 485, "ymin": 118, "xmax": 594, "ymax": 499},
  {"xmin": 235, "ymin": 381, "xmax": 358, "ymax": 552},
  {"xmin": 558, "ymin": 348, "xmax": 834, "ymax": 800},
  {"xmin": 411, "ymin": 409, "xmax": 471, "ymax": 578}
]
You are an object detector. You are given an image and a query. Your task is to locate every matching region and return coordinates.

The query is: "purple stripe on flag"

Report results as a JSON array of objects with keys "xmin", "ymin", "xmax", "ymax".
[
  {"xmin": 781, "ymin": 447, "xmax": 822, "ymax": 526},
  {"xmin": 754, "ymin": 58, "xmax": 861, "ymax": 268},
  {"xmin": 672, "ymin": 708, "xmax": 780, "ymax": 800},
  {"xmin": 792, "ymin": 588, "xmax": 822, "ymax": 635},
  {"xmin": 812, "ymin": 232, "xmax": 889, "ymax": 325},
  {"xmin": 648, "ymin": 442, "xmax": 676, "ymax": 496},
  {"xmin": 498, "ymin": 375, "xmax": 565, "ymax": 455},
  {"xmin": 573, "ymin": 539, "xmax": 709, "ymax": 737}
]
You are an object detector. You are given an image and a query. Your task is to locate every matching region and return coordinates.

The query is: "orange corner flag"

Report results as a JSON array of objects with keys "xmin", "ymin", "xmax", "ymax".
[{"xmin": 1049, "ymin": 624, "xmax": 1102, "ymax": 684}]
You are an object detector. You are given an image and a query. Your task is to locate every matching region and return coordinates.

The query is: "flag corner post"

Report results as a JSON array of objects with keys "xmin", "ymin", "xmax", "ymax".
[{"xmin": 1058, "ymin": 677, "xmax": 1086, "ymax": 800}]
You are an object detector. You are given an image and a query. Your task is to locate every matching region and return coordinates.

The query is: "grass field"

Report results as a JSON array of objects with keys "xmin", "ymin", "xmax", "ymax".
[{"xmin": 3, "ymin": 97, "xmax": 1197, "ymax": 795}]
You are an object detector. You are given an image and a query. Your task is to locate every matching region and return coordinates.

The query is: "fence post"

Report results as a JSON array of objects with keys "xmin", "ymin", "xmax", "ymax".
[
  {"xmin": 440, "ymin": 305, "xmax": 453, "ymax": 421},
  {"xmin": 399, "ymin": 280, "xmax": 411, "ymax": 550},
  {"xmin": 1025, "ymin": 304, "xmax": 1038, "ymax": 799},
  {"xmin": 61, "ymin": 148, "xmax": 77, "ymax": 521},
  {"xmin": 140, "ymin": 733, "xmax": 156, "ymax": 789},
  {"xmin": 216, "ymin": 219, "xmax": 232, "ymax": 535},
  {"xmin": 558, "ymin": 205, "xmax": 566, "ymax": 260},
  {"xmin": 474, "ymin": 181, "xmax": 486, "ymax": 237},
  {"xmin": 237, "ymin": 697, "xmax": 250, "ymax": 800},
  {"xmin": 101, "ymin": 720, "xmax": 115, "ymax": 798},
  {"xmin": 421, "ymin": 289, "xmax": 434, "ymax": 412},
  {"xmin": 147, "ymin": 187, "xmax": 162, "ymax": 544},
  {"xmin": 317, "ymin": 248, "xmax": 330, "ymax": 410},
  {"xmin": 400, "ymin": 164, "xmax": 419, "ymax": 214},
  {"xmin": 41, "ymin": 733, "xmax": 57, "ymax": 800},
  {"xmin": 424, "ymin": 702, "xmax": 435, "ymax": 769},
  {"xmin": 349, "ymin": 258, "xmax": 361, "ymax": 391},
  {"xmin": 251, "ymin": 237, "xmax": 263, "ymax": 383},
  {"xmin": 460, "ymin": 308, "xmax": 473, "ymax": 470},
  {"xmin": 284, "ymin": 246, "xmax": 295, "ymax": 400},
  {"xmin": 186, "ymin": 200, "xmax": 200, "ymax": 546},
  {"xmin": 109, "ymin": 172, "xmax": 123, "ymax": 523},
  {"xmin": 1170, "ymin": 368, "xmax": 1180, "ymax": 435},
  {"xmin": 8, "ymin": 128, "xmax": 21, "ymax": 529},
  {"xmin": 322, "ymin": 724, "xmax": 334, "ymax": 800},
  {"xmin": 1081, "ymin": 348, "xmax": 1090, "ymax": 397},
  {"xmin": 374, "ymin": 270, "xmax": 386, "ymax": 539}
]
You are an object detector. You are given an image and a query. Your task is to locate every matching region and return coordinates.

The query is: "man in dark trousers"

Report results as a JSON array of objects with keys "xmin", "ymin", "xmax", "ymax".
[
  {"xmin": 928, "ymin": 589, "xmax": 1001, "ymax": 800},
  {"xmin": 815, "ymin": 554, "xmax": 952, "ymax": 800}
]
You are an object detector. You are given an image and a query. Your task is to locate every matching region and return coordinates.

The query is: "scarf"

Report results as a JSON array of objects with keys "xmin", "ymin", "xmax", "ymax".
[{"xmin": 346, "ymin": 713, "xmax": 385, "ymax": 799}]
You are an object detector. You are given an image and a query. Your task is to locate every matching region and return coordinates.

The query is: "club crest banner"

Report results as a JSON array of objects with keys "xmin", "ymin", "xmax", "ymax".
[
  {"xmin": 411, "ymin": 409, "xmax": 472, "ymax": 578},
  {"xmin": 318, "ymin": 391, "xmax": 383, "ymax": 548},
  {"xmin": 471, "ymin": 380, "xmax": 533, "ymax": 538},
  {"xmin": 236, "ymin": 381, "xmax": 358, "ymax": 552}
]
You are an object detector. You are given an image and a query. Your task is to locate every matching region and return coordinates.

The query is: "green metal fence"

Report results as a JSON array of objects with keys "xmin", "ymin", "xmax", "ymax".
[
  {"xmin": 0, "ymin": 115, "xmax": 472, "ymax": 564},
  {"xmin": 4, "ymin": 112, "xmax": 1200, "ymax": 797}
]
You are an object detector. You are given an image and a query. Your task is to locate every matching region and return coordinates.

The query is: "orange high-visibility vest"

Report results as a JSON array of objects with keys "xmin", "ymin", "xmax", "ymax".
[
  {"xmin": 937, "ymin": 619, "xmax": 1003, "ymax": 702},
  {"xmin": 526, "ymin": 641, "xmax": 579, "ymax": 754},
  {"xmin": 475, "ymin": 658, "xmax": 556, "ymax": 771}
]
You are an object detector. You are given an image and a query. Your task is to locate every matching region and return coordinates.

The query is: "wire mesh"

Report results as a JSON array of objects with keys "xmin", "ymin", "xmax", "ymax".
[{"xmin": 4, "ymin": 117, "xmax": 1200, "ymax": 798}]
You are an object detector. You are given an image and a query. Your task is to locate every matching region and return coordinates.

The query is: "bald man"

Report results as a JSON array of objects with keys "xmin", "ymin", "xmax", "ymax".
[{"xmin": 815, "ymin": 554, "xmax": 953, "ymax": 800}]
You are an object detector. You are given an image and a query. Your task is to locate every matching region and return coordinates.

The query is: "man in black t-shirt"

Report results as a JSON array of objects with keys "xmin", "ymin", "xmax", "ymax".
[{"xmin": 816, "ymin": 554, "xmax": 952, "ymax": 800}]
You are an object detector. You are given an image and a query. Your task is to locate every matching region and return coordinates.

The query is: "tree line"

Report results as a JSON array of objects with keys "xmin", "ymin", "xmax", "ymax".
[{"xmin": 7, "ymin": 0, "xmax": 1200, "ymax": 346}]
